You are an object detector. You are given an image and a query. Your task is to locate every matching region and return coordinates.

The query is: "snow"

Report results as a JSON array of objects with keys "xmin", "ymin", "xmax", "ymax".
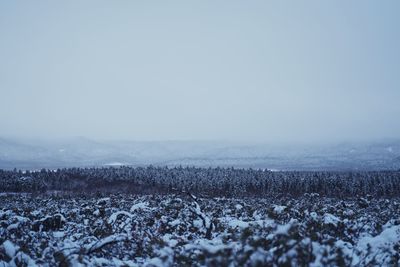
[
  {"xmin": 356, "ymin": 225, "xmax": 400, "ymax": 263},
  {"xmin": 53, "ymin": 231, "xmax": 65, "ymax": 238},
  {"xmin": 85, "ymin": 234, "xmax": 128, "ymax": 253},
  {"xmin": 144, "ymin": 247, "xmax": 173, "ymax": 267},
  {"xmin": 254, "ymin": 219, "xmax": 275, "ymax": 228},
  {"xmin": 108, "ymin": 211, "xmax": 133, "ymax": 224},
  {"xmin": 19, "ymin": 176, "xmax": 33, "ymax": 181},
  {"xmin": 2, "ymin": 240, "xmax": 17, "ymax": 258},
  {"xmin": 275, "ymin": 221, "xmax": 295, "ymax": 236},
  {"xmin": 235, "ymin": 204, "xmax": 243, "ymax": 210},
  {"xmin": 196, "ymin": 239, "xmax": 230, "ymax": 254},
  {"xmin": 343, "ymin": 209, "xmax": 354, "ymax": 216},
  {"xmin": 310, "ymin": 242, "xmax": 324, "ymax": 267},
  {"xmin": 273, "ymin": 205, "xmax": 286, "ymax": 214},
  {"xmin": 162, "ymin": 234, "xmax": 179, "ymax": 247},
  {"xmin": 309, "ymin": 211, "xmax": 318, "ymax": 220},
  {"xmin": 130, "ymin": 202, "xmax": 150, "ymax": 212},
  {"xmin": 336, "ymin": 240, "xmax": 356, "ymax": 263},
  {"xmin": 1, "ymin": 193, "xmax": 400, "ymax": 266},
  {"xmin": 14, "ymin": 252, "xmax": 38, "ymax": 267},
  {"xmin": 226, "ymin": 216, "xmax": 274, "ymax": 229},
  {"xmin": 145, "ymin": 257, "xmax": 164, "ymax": 267},
  {"xmin": 193, "ymin": 219, "xmax": 203, "ymax": 228},
  {"xmin": 168, "ymin": 219, "xmax": 181, "ymax": 227},
  {"xmin": 7, "ymin": 223, "xmax": 20, "ymax": 231},
  {"xmin": 229, "ymin": 219, "xmax": 250, "ymax": 229},
  {"xmin": 104, "ymin": 162, "xmax": 126, "ymax": 166},
  {"xmin": 323, "ymin": 213, "xmax": 340, "ymax": 226},
  {"xmin": 190, "ymin": 201, "xmax": 211, "ymax": 229}
]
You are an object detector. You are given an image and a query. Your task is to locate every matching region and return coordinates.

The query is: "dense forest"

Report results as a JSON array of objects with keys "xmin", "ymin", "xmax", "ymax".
[
  {"xmin": 1, "ymin": 166, "xmax": 399, "ymax": 197},
  {"xmin": 2, "ymin": 167, "xmax": 400, "ymax": 265}
]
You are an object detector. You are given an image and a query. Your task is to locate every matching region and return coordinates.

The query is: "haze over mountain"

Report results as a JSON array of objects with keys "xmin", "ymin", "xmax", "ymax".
[
  {"xmin": 1, "ymin": 1, "xmax": 399, "ymax": 170},
  {"xmin": 1, "ymin": 137, "xmax": 399, "ymax": 171},
  {"xmin": 1, "ymin": 1, "xmax": 400, "ymax": 146}
]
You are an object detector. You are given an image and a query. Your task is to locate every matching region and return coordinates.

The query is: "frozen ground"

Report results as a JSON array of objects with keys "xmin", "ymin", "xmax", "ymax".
[{"xmin": 0, "ymin": 193, "xmax": 399, "ymax": 266}]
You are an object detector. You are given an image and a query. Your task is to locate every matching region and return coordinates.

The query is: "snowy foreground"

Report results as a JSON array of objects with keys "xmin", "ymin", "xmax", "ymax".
[{"xmin": 0, "ymin": 194, "xmax": 399, "ymax": 266}]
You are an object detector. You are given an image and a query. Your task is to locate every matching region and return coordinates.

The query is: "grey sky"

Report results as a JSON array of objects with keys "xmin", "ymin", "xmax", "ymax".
[{"xmin": 1, "ymin": 1, "xmax": 399, "ymax": 143}]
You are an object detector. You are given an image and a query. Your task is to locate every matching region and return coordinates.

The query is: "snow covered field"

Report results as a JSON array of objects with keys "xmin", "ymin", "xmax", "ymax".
[{"xmin": 0, "ymin": 193, "xmax": 399, "ymax": 266}]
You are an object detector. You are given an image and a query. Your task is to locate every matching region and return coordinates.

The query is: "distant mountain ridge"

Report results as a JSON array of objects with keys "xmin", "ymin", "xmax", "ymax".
[{"xmin": 0, "ymin": 137, "xmax": 399, "ymax": 171}]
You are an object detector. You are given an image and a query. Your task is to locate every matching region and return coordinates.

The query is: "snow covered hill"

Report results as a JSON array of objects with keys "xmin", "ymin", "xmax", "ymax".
[{"xmin": 0, "ymin": 137, "xmax": 400, "ymax": 170}]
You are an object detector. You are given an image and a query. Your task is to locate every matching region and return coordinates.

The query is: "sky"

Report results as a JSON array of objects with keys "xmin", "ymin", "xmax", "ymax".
[{"xmin": 0, "ymin": 1, "xmax": 399, "ymax": 143}]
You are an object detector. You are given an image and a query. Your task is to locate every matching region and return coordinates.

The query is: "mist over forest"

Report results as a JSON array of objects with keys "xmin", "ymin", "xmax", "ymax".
[{"xmin": 1, "ymin": 137, "xmax": 400, "ymax": 171}]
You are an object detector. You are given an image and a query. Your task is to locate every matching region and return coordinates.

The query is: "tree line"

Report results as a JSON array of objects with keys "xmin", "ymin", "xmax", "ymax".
[{"xmin": 0, "ymin": 166, "xmax": 399, "ymax": 197}]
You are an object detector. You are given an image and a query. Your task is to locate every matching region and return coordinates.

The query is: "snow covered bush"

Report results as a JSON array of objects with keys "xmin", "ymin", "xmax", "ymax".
[{"xmin": 1, "ymin": 193, "xmax": 399, "ymax": 266}]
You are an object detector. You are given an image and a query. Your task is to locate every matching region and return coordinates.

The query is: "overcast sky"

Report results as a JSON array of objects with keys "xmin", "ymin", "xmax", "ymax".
[{"xmin": 0, "ymin": 1, "xmax": 399, "ymax": 143}]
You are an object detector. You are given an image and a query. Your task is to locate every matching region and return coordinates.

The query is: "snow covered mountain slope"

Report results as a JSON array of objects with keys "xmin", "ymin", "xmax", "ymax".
[{"xmin": 0, "ymin": 137, "xmax": 399, "ymax": 170}]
